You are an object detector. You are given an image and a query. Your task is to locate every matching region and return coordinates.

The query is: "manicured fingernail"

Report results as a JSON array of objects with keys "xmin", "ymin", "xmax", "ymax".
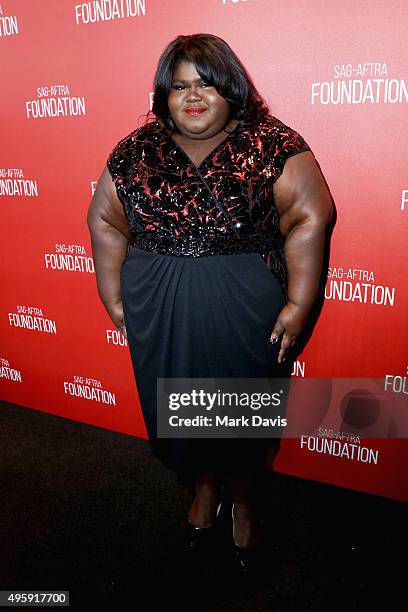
[{"xmin": 270, "ymin": 337, "xmax": 278, "ymax": 343}]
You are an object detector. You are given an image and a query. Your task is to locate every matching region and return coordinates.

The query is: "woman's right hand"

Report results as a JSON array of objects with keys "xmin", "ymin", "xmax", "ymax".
[{"xmin": 105, "ymin": 299, "xmax": 128, "ymax": 339}]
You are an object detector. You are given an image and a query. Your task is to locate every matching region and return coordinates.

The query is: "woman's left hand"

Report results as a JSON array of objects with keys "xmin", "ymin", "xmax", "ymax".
[{"xmin": 269, "ymin": 302, "xmax": 309, "ymax": 363}]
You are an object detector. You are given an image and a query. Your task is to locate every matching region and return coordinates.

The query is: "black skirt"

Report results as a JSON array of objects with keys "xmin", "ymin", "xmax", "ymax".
[{"xmin": 120, "ymin": 247, "xmax": 290, "ymax": 488}]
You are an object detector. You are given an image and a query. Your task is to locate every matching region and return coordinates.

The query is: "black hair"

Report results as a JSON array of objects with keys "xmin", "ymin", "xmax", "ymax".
[{"xmin": 141, "ymin": 33, "xmax": 271, "ymax": 132}]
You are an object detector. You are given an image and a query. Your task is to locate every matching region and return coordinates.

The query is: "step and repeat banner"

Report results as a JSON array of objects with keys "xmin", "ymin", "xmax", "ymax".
[{"xmin": 1, "ymin": 1, "xmax": 407, "ymax": 502}]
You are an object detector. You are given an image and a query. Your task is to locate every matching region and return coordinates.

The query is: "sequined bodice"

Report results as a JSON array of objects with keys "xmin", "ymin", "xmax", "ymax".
[
  {"xmin": 107, "ymin": 114, "xmax": 311, "ymax": 299},
  {"xmin": 107, "ymin": 115, "xmax": 310, "ymax": 238}
]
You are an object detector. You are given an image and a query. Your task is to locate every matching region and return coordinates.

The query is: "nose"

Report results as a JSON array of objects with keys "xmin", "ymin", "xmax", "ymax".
[{"xmin": 185, "ymin": 85, "xmax": 202, "ymax": 101}]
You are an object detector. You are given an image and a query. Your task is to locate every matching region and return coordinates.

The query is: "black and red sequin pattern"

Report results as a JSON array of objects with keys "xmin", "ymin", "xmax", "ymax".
[{"xmin": 106, "ymin": 115, "xmax": 311, "ymax": 300}]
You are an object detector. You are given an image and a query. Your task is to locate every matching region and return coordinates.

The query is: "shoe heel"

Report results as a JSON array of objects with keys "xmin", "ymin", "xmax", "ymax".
[{"xmin": 231, "ymin": 502, "xmax": 240, "ymax": 547}]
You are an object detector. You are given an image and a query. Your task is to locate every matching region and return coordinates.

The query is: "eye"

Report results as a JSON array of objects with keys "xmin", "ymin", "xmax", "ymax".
[{"xmin": 172, "ymin": 82, "xmax": 212, "ymax": 90}]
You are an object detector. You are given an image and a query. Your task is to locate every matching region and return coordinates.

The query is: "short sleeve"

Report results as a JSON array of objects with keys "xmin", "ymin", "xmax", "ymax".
[
  {"xmin": 106, "ymin": 133, "xmax": 133, "ymax": 198},
  {"xmin": 270, "ymin": 118, "xmax": 312, "ymax": 182},
  {"xmin": 106, "ymin": 129, "xmax": 142, "ymax": 214}
]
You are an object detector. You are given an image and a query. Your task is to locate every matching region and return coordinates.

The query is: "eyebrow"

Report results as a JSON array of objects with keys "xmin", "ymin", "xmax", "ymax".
[{"xmin": 171, "ymin": 77, "xmax": 205, "ymax": 84}]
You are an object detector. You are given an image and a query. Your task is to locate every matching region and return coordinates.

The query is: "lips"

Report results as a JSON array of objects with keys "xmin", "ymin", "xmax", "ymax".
[{"xmin": 184, "ymin": 107, "xmax": 206, "ymax": 116}]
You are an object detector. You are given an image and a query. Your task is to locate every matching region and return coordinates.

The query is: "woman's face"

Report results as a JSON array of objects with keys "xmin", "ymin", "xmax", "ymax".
[{"xmin": 167, "ymin": 60, "xmax": 231, "ymax": 140}]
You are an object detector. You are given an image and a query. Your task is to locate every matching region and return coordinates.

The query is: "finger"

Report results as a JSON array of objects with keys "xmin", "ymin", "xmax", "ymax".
[
  {"xmin": 279, "ymin": 337, "xmax": 297, "ymax": 363},
  {"xmin": 118, "ymin": 325, "xmax": 127, "ymax": 339},
  {"xmin": 278, "ymin": 334, "xmax": 293, "ymax": 363},
  {"xmin": 270, "ymin": 321, "xmax": 284, "ymax": 344}
]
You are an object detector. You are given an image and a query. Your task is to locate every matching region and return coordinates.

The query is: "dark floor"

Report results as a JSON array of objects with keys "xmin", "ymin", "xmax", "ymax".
[{"xmin": 0, "ymin": 399, "xmax": 404, "ymax": 611}]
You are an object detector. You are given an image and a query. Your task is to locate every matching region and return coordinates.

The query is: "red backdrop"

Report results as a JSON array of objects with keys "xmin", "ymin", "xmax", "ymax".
[{"xmin": 1, "ymin": 0, "xmax": 407, "ymax": 502}]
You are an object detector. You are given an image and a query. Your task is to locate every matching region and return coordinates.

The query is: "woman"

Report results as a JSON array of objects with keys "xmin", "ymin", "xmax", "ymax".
[{"xmin": 87, "ymin": 34, "xmax": 333, "ymax": 572}]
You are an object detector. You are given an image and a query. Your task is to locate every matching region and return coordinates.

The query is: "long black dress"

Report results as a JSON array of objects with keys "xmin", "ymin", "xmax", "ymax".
[{"xmin": 107, "ymin": 114, "xmax": 311, "ymax": 488}]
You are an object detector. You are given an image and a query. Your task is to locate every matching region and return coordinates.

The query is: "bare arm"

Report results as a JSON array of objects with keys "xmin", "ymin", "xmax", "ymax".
[
  {"xmin": 271, "ymin": 151, "xmax": 333, "ymax": 362},
  {"xmin": 87, "ymin": 166, "xmax": 131, "ymax": 334}
]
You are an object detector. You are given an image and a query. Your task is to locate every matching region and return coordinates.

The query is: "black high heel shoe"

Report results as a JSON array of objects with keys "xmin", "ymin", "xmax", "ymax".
[
  {"xmin": 187, "ymin": 499, "xmax": 223, "ymax": 551},
  {"xmin": 231, "ymin": 502, "xmax": 265, "ymax": 575}
]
